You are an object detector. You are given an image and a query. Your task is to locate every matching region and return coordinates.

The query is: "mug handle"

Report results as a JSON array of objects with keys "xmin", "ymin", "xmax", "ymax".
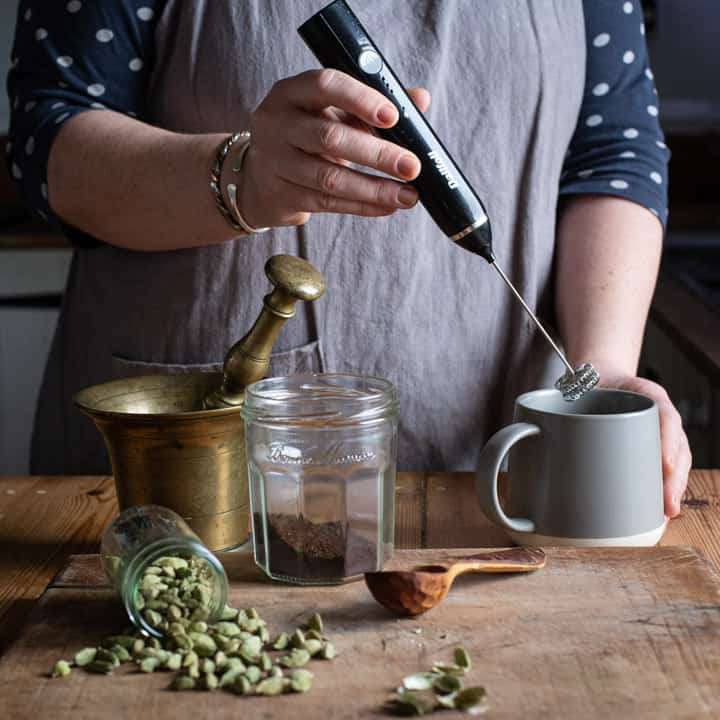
[{"xmin": 475, "ymin": 422, "xmax": 540, "ymax": 534}]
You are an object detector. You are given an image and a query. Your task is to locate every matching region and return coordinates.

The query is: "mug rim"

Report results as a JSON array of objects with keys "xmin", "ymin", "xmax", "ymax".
[{"xmin": 515, "ymin": 388, "xmax": 656, "ymax": 420}]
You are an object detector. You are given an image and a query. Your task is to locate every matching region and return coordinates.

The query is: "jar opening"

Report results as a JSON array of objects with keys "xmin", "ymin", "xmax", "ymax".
[{"xmin": 242, "ymin": 373, "xmax": 398, "ymax": 426}]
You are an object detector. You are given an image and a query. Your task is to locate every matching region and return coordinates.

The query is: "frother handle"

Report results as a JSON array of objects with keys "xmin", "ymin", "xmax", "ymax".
[
  {"xmin": 298, "ymin": 0, "xmax": 493, "ymax": 261},
  {"xmin": 475, "ymin": 422, "xmax": 540, "ymax": 534}
]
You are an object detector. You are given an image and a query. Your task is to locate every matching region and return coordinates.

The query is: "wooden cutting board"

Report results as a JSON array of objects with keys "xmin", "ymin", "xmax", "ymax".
[{"xmin": 1, "ymin": 547, "xmax": 719, "ymax": 719}]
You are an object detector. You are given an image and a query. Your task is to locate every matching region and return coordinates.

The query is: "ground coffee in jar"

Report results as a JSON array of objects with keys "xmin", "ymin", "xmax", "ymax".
[{"xmin": 242, "ymin": 374, "xmax": 398, "ymax": 585}]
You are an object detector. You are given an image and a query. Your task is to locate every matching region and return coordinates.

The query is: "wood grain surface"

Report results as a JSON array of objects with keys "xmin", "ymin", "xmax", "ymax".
[
  {"xmin": 1, "ymin": 548, "xmax": 719, "ymax": 720},
  {"xmin": 0, "ymin": 476, "xmax": 116, "ymax": 653},
  {"xmin": 1, "ymin": 471, "xmax": 719, "ymax": 645}
]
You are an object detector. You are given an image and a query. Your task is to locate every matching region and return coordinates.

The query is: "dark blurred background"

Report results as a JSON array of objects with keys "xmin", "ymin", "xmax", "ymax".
[{"xmin": 0, "ymin": 1, "xmax": 718, "ymax": 473}]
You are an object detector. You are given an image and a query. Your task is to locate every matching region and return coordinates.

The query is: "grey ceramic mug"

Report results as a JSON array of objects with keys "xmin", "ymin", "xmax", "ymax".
[{"xmin": 475, "ymin": 389, "xmax": 665, "ymax": 546}]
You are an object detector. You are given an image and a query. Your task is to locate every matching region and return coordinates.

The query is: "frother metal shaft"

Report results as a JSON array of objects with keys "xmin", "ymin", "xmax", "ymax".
[{"xmin": 491, "ymin": 261, "xmax": 575, "ymax": 375}]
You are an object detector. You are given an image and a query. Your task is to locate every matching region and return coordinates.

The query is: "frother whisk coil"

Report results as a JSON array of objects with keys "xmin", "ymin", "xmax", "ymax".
[{"xmin": 555, "ymin": 363, "xmax": 600, "ymax": 401}]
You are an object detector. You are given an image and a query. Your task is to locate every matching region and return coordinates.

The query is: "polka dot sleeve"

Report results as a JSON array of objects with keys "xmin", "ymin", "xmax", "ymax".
[
  {"xmin": 560, "ymin": 0, "xmax": 670, "ymax": 227},
  {"xmin": 5, "ymin": 1, "xmax": 163, "ymax": 245}
]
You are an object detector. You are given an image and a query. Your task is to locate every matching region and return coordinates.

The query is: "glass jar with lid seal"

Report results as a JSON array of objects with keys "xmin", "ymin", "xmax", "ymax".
[{"xmin": 242, "ymin": 373, "xmax": 398, "ymax": 585}]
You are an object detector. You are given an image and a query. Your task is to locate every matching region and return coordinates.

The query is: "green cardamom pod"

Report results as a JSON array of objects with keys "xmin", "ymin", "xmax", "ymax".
[
  {"xmin": 213, "ymin": 651, "xmax": 228, "ymax": 668},
  {"xmin": 188, "ymin": 632, "xmax": 217, "ymax": 658},
  {"xmin": 218, "ymin": 667, "xmax": 244, "ymax": 688},
  {"xmin": 320, "ymin": 642, "xmax": 336, "ymax": 660},
  {"xmin": 273, "ymin": 632, "xmax": 289, "ymax": 650},
  {"xmin": 220, "ymin": 605, "xmax": 239, "ymax": 621},
  {"xmin": 305, "ymin": 629, "xmax": 324, "ymax": 642},
  {"xmin": 239, "ymin": 636, "xmax": 262, "ymax": 662},
  {"xmin": 290, "ymin": 629, "xmax": 306, "ymax": 649},
  {"xmin": 51, "ymin": 660, "xmax": 71, "ymax": 678},
  {"xmin": 259, "ymin": 653, "xmax": 273, "ymax": 672},
  {"xmin": 246, "ymin": 608, "xmax": 260, "ymax": 620},
  {"xmin": 139, "ymin": 657, "xmax": 160, "ymax": 673},
  {"xmin": 279, "ymin": 648, "xmax": 311, "ymax": 669},
  {"xmin": 269, "ymin": 666, "xmax": 283, "ymax": 679},
  {"xmin": 202, "ymin": 671, "xmax": 219, "ymax": 691},
  {"xmin": 256, "ymin": 677, "xmax": 285, "ymax": 696},
  {"xmin": 304, "ymin": 639, "xmax": 323, "ymax": 657},
  {"xmin": 199, "ymin": 658, "xmax": 215, "ymax": 674},
  {"xmin": 307, "ymin": 613, "xmax": 324, "ymax": 634},
  {"xmin": 86, "ymin": 660, "xmax": 115, "ymax": 674},
  {"xmin": 110, "ymin": 644, "xmax": 131, "ymax": 663},
  {"xmin": 131, "ymin": 639, "xmax": 145, "ymax": 656},
  {"xmin": 231, "ymin": 675, "xmax": 253, "ymax": 695},
  {"xmin": 171, "ymin": 675, "xmax": 196, "ymax": 691},
  {"xmin": 289, "ymin": 669, "xmax": 314, "ymax": 693},
  {"xmin": 143, "ymin": 608, "xmax": 163, "ymax": 629},
  {"xmin": 213, "ymin": 621, "xmax": 241, "ymax": 637},
  {"xmin": 73, "ymin": 647, "xmax": 97, "ymax": 667},
  {"xmin": 164, "ymin": 653, "xmax": 183, "ymax": 671},
  {"xmin": 182, "ymin": 651, "xmax": 199, "ymax": 668},
  {"xmin": 245, "ymin": 665, "xmax": 262, "ymax": 684},
  {"xmin": 95, "ymin": 648, "xmax": 120, "ymax": 667}
]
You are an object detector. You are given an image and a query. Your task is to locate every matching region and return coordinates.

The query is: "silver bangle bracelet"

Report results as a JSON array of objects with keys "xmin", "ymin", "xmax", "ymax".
[{"xmin": 210, "ymin": 131, "xmax": 269, "ymax": 235}]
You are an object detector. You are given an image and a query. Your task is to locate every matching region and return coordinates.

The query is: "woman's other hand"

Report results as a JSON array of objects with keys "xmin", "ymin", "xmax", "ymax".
[
  {"xmin": 236, "ymin": 69, "xmax": 431, "ymax": 228},
  {"xmin": 599, "ymin": 374, "xmax": 691, "ymax": 518}
]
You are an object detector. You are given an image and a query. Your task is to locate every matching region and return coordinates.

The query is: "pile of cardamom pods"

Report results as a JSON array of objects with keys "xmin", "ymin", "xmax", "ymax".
[
  {"xmin": 51, "ymin": 553, "xmax": 334, "ymax": 696},
  {"xmin": 385, "ymin": 648, "xmax": 488, "ymax": 716}
]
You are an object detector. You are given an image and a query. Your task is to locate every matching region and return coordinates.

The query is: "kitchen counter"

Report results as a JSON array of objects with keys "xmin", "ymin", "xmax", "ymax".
[{"xmin": 1, "ymin": 470, "xmax": 718, "ymax": 650}]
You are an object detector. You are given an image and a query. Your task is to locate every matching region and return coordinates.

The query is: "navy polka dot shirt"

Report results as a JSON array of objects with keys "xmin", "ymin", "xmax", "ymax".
[{"xmin": 5, "ymin": 0, "xmax": 669, "ymax": 245}]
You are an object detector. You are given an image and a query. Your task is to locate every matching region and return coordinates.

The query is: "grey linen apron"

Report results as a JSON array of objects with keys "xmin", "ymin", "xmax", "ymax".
[{"xmin": 31, "ymin": 0, "xmax": 586, "ymax": 475}]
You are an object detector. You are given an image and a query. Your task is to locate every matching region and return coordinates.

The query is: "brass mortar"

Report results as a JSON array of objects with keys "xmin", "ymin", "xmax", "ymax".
[{"xmin": 74, "ymin": 255, "xmax": 325, "ymax": 551}]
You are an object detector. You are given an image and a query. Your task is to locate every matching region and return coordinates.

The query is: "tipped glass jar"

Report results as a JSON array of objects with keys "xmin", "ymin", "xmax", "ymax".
[
  {"xmin": 242, "ymin": 373, "xmax": 398, "ymax": 585},
  {"xmin": 101, "ymin": 505, "xmax": 228, "ymax": 637}
]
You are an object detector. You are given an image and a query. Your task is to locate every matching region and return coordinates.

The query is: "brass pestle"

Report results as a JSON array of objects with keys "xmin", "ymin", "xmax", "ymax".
[
  {"xmin": 205, "ymin": 255, "xmax": 325, "ymax": 408},
  {"xmin": 74, "ymin": 255, "xmax": 325, "ymax": 551}
]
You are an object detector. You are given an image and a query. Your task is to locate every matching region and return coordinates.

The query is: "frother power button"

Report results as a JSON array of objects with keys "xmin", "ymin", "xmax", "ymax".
[{"xmin": 358, "ymin": 49, "xmax": 383, "ymax": 75}]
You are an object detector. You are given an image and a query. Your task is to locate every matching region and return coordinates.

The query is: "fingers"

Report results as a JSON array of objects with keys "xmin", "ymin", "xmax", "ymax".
[
  {"xmin": 280, "ymin": 69, "xmax": 399, "ymax": 127},
  {"xmin": 600, "ymin": 375, "xmax": 690, "ymax": 519},
  {"xmin": 656, "ymin": 392, "xmax": 683, "ymax": 480},
  {"xmin": 663, "ymin": 430, "xmax": 692, "ymax": 518},
  {"xmin": 278, "ymin": 147, "xmax": 418, "ymax": 209},
  {"xmin": 287, "ymin": 114, "xmax": 421, "ymax": 181},
  {"xmin": 278, "ymin": 178, "xmax": 399, "ymax": 218},
  {"xmin": 407, "ymin": 87, "xmax": 431, "ymax": 113}
]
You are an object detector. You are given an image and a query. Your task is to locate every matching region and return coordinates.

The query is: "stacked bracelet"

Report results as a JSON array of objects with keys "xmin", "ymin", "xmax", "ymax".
[{"xmin": 210, "ymin": 131, "xmax": 269, "ymax": 234}]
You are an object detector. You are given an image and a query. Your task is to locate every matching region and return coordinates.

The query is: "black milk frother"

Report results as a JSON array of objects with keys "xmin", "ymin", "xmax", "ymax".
[{"xmin": 298, "ymin": 0, "xmax": 599, "ymax": 400}]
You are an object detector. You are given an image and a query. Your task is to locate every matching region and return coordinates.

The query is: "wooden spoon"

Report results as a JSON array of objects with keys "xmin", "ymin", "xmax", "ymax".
[{"xmin": 364, "ymin": 547, "xmax": 546, "ymax": 616}]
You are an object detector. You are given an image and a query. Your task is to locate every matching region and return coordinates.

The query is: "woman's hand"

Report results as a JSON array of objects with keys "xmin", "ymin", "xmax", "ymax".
[
  {"xmin": 599, "ymin": 373, "xmax": 691, "ymax": 518},
  {"xmin": 235, "ymin": 69, "xmax": 431, "ymax": 228}
]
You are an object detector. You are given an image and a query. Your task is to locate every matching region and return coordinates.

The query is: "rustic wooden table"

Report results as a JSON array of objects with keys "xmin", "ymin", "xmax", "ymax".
[
  {"xmin": 1, "ymin": 469, "xmax": 718, "ymax": 651},
  {"xmin": 0, "ymin": 471, "xmax": 719, "ymax": 719}
]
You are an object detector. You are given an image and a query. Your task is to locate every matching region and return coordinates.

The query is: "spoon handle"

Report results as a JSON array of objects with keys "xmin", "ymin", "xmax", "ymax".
[{"xmin": 446, "ymin": 548, "xmax": 545, "ymax": 580}]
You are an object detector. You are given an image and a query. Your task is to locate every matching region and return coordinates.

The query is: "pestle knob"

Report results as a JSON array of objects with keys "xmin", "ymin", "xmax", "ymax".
[{"xmin": 204, "ymin": 255, "xmax": 325, "ymax": 408}]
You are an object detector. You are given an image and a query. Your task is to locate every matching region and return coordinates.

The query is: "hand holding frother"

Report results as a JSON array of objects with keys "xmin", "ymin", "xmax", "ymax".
[{"xmin": 299, "ymin": 0, "xmax": 599, "ymax": 400}]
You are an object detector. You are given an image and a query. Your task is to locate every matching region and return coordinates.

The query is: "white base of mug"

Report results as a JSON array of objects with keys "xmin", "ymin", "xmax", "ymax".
[{"xmin": 507, "ymin": 520, "xmax": 667, "ymax": 548}]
